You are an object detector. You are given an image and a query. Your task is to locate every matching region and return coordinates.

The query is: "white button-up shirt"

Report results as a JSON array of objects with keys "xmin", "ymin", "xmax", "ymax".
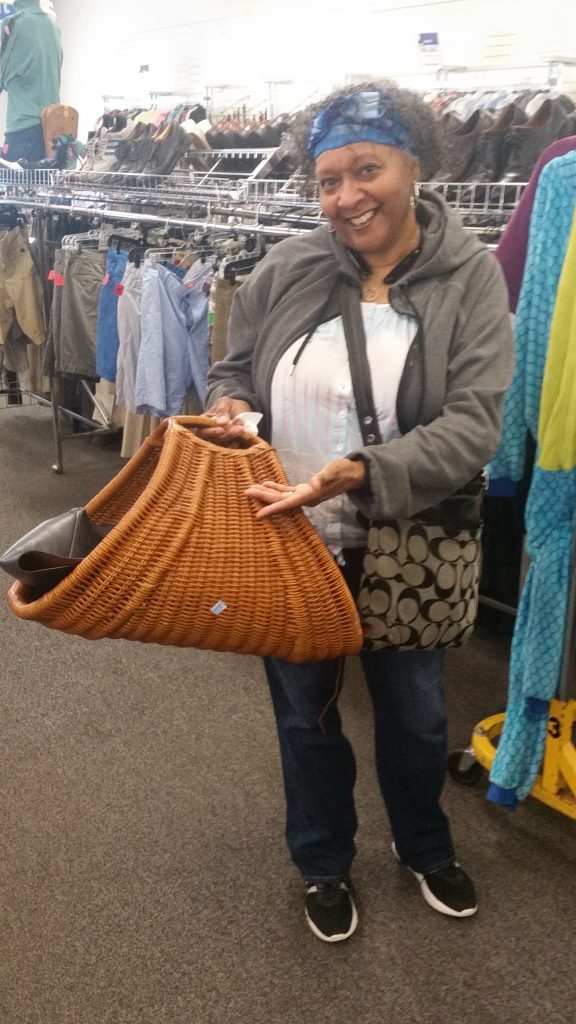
[{"xmin": 270, "ymin": 303, "xmax": 417, "ymax": 557}]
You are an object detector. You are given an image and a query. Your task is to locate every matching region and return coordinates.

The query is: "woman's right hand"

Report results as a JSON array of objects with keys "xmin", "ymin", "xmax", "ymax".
[{"xmin": 199, "ymin": 397, "xmax": 254, "ymax": 444}]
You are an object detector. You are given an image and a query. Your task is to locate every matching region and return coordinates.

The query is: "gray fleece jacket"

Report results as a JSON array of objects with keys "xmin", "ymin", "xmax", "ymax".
[{"xmin": 206, "ymin": 189, "xmax": 514, "ymax": 521}]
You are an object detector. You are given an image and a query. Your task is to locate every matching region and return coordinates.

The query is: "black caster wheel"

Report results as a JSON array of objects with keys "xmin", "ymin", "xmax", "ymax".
[{"xmin": 448, "ymin": 748, "xmax": 485, "ymax": 787}]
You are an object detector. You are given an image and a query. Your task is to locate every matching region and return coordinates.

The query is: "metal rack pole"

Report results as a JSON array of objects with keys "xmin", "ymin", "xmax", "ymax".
[{"xmin": 0, "ymin": 198, "xmax": 308, "ymax": 238}]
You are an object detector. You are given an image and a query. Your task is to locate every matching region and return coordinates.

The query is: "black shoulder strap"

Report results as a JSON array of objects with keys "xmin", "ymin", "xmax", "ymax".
[{"xmin": 339, "ymin": 280, "xmax": 382, "ymax": 447}]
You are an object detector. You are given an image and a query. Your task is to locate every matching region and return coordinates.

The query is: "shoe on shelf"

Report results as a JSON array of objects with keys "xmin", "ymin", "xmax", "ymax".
[
  {"xmin": 142, "ymin": 124, "xmax": 192, "ymax": 176},
  {"xmin": 304, "ymin": 877, "xmax": 358, "ymax": 942},
  {"xmin": 556, "ymin": 92, "xmax": 575, "ymax": 116},
  {"xmin": 435, "ymin": 109, "xmax": 493, "ymax": 182},
  {"xmin": 18, "ymin": 156, "xmax": 59, "ymax": 170},
  {"xmin": 91, "ymin": 119, "xmax": 138, "ymax": 174},
  {"xmin": 466, "ymin": 102, "xmax": 527, "ymax": 182},
  {"xmin": 82, "ymin": 131, "xmax": 108, "ymax": 172},
  {"xmin": 559, "ymin": 110, "xmax": 576, "ymax": 139},
  {"xmin": 500, "ymin": 97, "xmax": 572, "ymax": 182},
  {"xmin": 392, "ymin": 842, "xmax": 477, "ymax": 918}
]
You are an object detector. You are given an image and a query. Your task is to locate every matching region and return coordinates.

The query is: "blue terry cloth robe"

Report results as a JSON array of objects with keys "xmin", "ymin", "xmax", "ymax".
[
  {"xmin": 488, "ymin": 468, "xmax": 576, "ymax": 806},
  {"xmin": 488, "ymin": 184, "xmax": 576, "ymax": 807},
  {"xmin": 489, "ymin": 152, "xmax": 576, "ymax": 483}
]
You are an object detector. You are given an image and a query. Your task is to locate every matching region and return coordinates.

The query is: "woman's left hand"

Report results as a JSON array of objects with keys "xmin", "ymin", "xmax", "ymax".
[{"xmin": 245, "ymin": 457, "xmax": 366, "ymax": 519}]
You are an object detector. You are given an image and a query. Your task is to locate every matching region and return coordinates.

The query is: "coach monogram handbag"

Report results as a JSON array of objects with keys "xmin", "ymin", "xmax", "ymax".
[{"xmin": 340, "ymin": 282, "xmax": 484, "ymax": 651}]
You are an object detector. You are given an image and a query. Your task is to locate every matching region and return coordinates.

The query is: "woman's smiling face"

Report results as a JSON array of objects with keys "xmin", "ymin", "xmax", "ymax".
[{"xmin": 315, "ymin": 141, "xmax": 419, "ymax": 260}]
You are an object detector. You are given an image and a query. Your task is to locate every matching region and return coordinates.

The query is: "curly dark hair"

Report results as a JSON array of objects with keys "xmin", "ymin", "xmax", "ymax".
[{"xmin": 290, "ymin": 79, "xmax": 441, "ymax": 182}]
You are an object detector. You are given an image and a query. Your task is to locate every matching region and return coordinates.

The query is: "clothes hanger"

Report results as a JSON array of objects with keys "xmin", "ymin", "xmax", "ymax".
[
  {"xmin": 221, "ymin": 245, "xmax": 264, "ymax": 282},
  {"xmin": 61, "ymin": 229, "xmax": 101, "ymax": 251},
  {"xmin": 107, "ymin": 231, "xmax": 146, "ymax": 253},
  {"xmin": 127, "ymin": 244, "xmax": 149, "ymax": 268}
]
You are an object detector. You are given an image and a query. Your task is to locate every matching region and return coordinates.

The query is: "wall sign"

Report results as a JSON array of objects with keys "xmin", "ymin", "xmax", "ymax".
[{"xmin": 418, "ymin": 32, "xmax": 442, "ymax": 67}]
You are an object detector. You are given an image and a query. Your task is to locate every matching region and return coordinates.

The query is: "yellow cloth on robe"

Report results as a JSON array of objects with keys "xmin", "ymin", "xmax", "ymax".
[{"xmin": 538, "ymin": 207, "xmax": 576, "ymax": 472}]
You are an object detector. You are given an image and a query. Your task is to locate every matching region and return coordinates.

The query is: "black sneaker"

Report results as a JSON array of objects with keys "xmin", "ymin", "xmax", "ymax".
[
  {"xmin": 304, "ymin": 877, "xmax": 358, "ymax": 942},
  {"xmin": 392, "ymin": 843, "xmax": 477, "ymax": 918}
]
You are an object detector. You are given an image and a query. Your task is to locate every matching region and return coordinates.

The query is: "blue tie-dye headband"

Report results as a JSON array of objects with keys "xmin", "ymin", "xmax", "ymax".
[{"xmin": 306, "ymin": 90, "xmax": 415, "ymax": 161}]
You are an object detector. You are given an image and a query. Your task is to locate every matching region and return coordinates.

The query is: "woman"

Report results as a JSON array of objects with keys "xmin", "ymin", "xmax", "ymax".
[{"xmin": 203, "ymin": 82, "xmax": 514, "ymax": 942}]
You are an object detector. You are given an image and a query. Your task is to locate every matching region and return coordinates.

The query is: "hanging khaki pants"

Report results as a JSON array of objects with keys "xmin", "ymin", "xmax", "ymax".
[{"xmin": 0, "ymin": 227, "xmax": 45, "ymax": 346}]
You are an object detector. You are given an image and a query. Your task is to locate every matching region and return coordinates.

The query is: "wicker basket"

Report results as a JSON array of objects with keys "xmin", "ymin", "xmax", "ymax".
[{"xmin": 7, "ymin": 416, "xmax": 362, "ymax": 662}]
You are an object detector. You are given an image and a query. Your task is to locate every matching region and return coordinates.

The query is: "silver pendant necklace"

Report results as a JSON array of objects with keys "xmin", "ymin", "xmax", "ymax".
[{"xmin": 361, "ymin": 233, "xmax": 422, "ymax": 303}]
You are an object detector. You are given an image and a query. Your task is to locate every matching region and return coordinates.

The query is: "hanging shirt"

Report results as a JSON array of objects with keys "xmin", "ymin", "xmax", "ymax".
[
  {"xmin": 135, "ymin": 259, "xmax": 213, "ymax": 418},
  {"xmin": 270, "ymin": 303, "xmax": 417, "ymax": 556}
]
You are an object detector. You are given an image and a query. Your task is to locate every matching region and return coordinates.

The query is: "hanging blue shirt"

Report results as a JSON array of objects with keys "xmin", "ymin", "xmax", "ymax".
[{"xmin": 135, "ymin": 259, "xmax": 213, "ymax": 418}]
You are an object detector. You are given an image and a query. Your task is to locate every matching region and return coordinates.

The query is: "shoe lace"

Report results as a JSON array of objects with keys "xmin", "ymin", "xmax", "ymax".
[{"xmin": 306, "ymin": 879, "xmax": 348, "ymax": 904}]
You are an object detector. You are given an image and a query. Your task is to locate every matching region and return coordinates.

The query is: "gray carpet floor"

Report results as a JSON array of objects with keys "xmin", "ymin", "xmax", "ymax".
[{"xmin": 1, "ymin": 405, "xmax": 576, "ymax": 1024}]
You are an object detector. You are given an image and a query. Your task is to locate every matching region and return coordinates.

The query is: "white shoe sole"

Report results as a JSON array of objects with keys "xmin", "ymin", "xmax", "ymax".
[
  {"xmin": 305, "ymin": 885, "xmax": 359, "ymax": 942},
  {"xmin": 392, "ymin": 842, "xmax": 478, "ymax": 918}
]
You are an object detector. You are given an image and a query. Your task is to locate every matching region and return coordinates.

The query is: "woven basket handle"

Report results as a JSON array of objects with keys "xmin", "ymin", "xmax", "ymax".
[
  {"xmin": 170, "ymin": 415, "xmax": 226, "ymax": 430},
  {"xmin": 167, "ymin": 415, "xmax": 266, "ymax": 448}
]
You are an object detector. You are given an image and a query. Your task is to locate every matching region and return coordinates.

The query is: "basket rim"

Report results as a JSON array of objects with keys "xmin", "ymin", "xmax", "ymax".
[{"xmin": 165, "ymin": 416, "xmax": 270, "ymax": 457}]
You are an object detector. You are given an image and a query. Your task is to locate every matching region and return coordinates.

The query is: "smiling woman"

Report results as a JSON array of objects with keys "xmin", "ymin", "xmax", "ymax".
[
  {"xmin": 203, "ymin": 78, "xmax": 514, "ymax": 943},
  {"xmin": 315, "ymin": 142, "xmax": 422, "ymax": 299},
  {"xmin": 296, "ymin": 83, "xmax": 440, "ymax": 303}
]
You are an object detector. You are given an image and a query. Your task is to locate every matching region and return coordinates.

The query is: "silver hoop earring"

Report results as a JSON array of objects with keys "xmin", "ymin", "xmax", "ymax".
[{"xmin": 410, "ymin": 181, "xmax": 421, "ymax": 209}]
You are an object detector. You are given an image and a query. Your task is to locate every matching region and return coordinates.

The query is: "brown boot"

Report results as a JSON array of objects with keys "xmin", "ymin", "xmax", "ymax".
[{"xmin": 435, "ymin": 110, "xmax": 494, "ymax": 182}]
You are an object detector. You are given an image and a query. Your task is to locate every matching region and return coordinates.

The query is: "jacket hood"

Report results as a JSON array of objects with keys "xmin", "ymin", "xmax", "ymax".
[{"xmin": 327, "ymin": 187, "xmax": 487, "ymax": 286}]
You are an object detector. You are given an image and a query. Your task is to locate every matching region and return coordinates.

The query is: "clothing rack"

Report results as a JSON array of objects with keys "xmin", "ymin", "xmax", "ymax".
[
  {"xmin": 0, "ymin": 166, "xmax": 528, "ymax": 473},
  {"xmin": 0, "ymin": 185, "xmax": 314, "ymax": 473},
  {"xmin": 0, "ymin": 197, "xmax": 312, "ymax": 238},
  {"xmin": 0, "ymin": 167, "xmax": 526, "ymax": 226}
]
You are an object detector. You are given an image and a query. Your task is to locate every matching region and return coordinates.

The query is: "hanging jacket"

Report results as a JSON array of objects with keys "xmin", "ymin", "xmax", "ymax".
[
  {"xmin": 488, "ymin": 182, "xmax": 576, "ymax": 808},
  {"xmin": 0, "ymin": 0, "xmax": 62, "ymax": 133},
  {"xmin": 490, "ymin": 152, "xmax": 576, "ymax": 482},
  {"xmin": 206, "ymin": 188, "xmax": 514, "ymax": 522}
]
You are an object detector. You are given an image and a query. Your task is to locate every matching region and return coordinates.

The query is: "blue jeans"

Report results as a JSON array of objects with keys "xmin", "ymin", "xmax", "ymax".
[
  {"xmin": 264, "ymin": 648, "xmax": 454, "ymax": 881},
  {"xmin": 96, "ymin": 247, "xmax": 128, "ymax": 383},
  {"xmin": 3, "ymin": 123, "xmax": 46, "ymax": 163}
]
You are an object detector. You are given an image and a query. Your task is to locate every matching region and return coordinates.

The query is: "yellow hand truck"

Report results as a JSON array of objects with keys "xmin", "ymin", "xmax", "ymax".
[{"xmin": 448, "ymin": 538, "xmax": 576, "ymax": 820}]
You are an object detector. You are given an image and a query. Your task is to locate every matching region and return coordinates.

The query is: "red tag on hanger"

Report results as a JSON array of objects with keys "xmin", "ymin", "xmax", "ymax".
[
  {"xmin": 55, "ymin": 274, "xmax": 65, "ymax": 287},
  {"xmin": 47, "ymin": 269, "xmax": 55, "ymax": 281},
  {"xmin": 103, "ymin": 273, "xmax": 111, "ymax": 285},
  {"xmin": 114, "ymin": 283, "xmax": 125, "ymax": 296}
]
